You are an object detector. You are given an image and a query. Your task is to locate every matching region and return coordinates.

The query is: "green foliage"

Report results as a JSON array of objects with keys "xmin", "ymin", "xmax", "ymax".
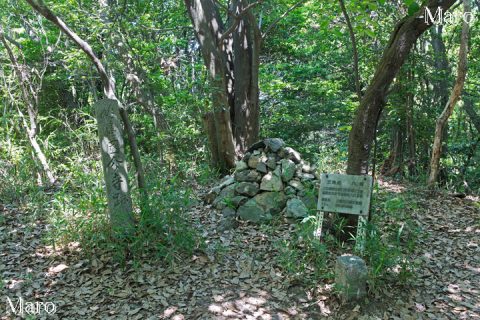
[{"xmin": 275, "ymin": 215, "xmax": 330, "ymax": 281}]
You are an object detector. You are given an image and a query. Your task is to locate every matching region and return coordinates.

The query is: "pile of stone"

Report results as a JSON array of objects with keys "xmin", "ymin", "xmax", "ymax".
[{"xmin": 206, "ymin": 138, "xmax": 320, "ymax": 230}]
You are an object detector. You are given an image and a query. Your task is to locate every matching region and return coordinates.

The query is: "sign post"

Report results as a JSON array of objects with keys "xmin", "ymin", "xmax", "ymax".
[{"xmin": 316, "ymin": 173, "xmax": 373, "ymax": 252}]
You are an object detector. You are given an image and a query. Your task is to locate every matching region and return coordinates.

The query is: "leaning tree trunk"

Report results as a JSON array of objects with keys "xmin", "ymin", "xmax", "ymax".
[
  {"xmin": 26, "ymin": 0, "xmax": 146, "ymax": 192},
  {"xmin": 0, "ymin": 28, "xmax": 57, "ymax": 186},
  {"xmin": 427, "ymin": 0, "xmax": 470, "ymax": 188},
  {"xmin": 343, "ymin": 0, "xmax": 456, "ymax": 236},
  {"xmin": 26, "ymin": 0, "xmax": 138, "ymax": 234},
  {"xmin": 346, "ymin": 0, "xmax": 457, "ymax": 176}
]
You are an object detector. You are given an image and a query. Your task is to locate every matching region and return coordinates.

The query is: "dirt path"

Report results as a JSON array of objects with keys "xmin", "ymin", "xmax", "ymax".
[
  {"xmin": 1, "ymin": 185, "xmax": 479, "ymax": 319},
  {"xmin": 397, "ymin": 194, "xmax": 480, "ymax": 319}
]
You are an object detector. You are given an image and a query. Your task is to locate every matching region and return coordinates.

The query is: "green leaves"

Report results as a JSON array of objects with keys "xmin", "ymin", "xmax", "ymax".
[{"xmin": 403, "ymin": 0, "xmax": 420, "ymax": 16}]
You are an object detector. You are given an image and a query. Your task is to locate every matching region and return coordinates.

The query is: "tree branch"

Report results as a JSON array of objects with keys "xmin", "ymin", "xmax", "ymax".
[
  {"xmin": 262, "ymin": 0, "xmax": 306, "ymax": 39},
  {"xmin": 339, "ymin": 0, "xmax": 361, "ymax": 100},
  {"xmin": 25, "ymin": 0, "xmax": 115, "ymax": 98},
  {"xmin": 26, "ymin": 0, "xmax": 147, "ymax": 192},
  {"xmin": 219, "ymin": 0, "xmax": 263, "ymax": 43}
]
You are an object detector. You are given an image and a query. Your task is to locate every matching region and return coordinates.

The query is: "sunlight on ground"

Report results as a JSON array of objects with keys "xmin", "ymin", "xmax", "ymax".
[{"xmin": 377, "ymin": 178, "xmax": 406, "ymax": 193}]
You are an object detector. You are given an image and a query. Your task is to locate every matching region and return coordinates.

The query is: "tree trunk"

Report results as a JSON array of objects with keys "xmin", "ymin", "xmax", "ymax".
[
  {"xmin": 405, "ymin": 78, "xmax": 416, "ymax": 176},
  {"xmin": 346, "ymin": 0, "xmax": 457, "ymax": 176},
  {"xmin": 232, "ymin": 4, "xmax": 261, "ymax": 153},
  {"xmin": 185, "ymin": 0, "xmax": 260, "ymax": 172},
  {"xmin": 430, "ymin": 25, "xmax": 450, "ymax": 155},
  {"xmin": 464, "ymin": 94, "xmax": 480, "ymax": 132},
  {"xmin": 427, "ymin": 0, "xmax": 470, "ymax": 188},
  {"xmin": 383, "ymin": 126, "xmax": 404, "ymax": 177},
  {"xmin": 339, "ymin": 0, "xmax": 361, "ymax": 100},
  {"xmin": 107, "ymin": 2, "xmax": 169, "ymax": 162},
  {"xmin": 0, "ymin": 27, "xmax": 57, "ymax": 186},
  {"xmin": 26, "ymin": 0, "xmax": 146, "ymax": 192}
]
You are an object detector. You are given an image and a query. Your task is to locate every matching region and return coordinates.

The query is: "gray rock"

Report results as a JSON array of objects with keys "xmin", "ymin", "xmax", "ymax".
[
  {"xmin": 286, "ymin": 198, "xmax": 308, "ymax": 218},
  {"xmin": 222, "ymin": 207, "xmax": 237, "ymax": 218},
  {"xmin": 266, "ymin": 155, "xmax": 277, "ymax": 170},
  {"xmin": 248, "ymin": 153, "xmax": 267, "ymax": 169},
  {"xmin": 298, "ymin": 172, "xmax": 315, "ymax": 181},
  {"xmin": 219, "ymin": 175, "xmax": 235, "ymax": 187},
  {"xmin": 253, "ymin": 192, "xmax": 287, "ymax": 215},
  {"xmin": 265, "ymin": 138, "xmax": 285, "ymax": 152},
  {"xmin": 231, "ymin": 196, "xmax": 248, "ymax": 208},
  {"xmin": 204, "ymin": 190, "xmax": 218, "ymax": 204},
  {"xmin": 284, "ymin": 186, "xmax": 296, "ymax": 195},
  {"xmin": 260, "ymin": 172, "xmax": 284, "ymax": 191},
  {"xmin": 301, "ymin": 161, "xmax": 313, "ymax": 173},
  {"xmin": 285, "ymin": 147, "xmax": 301, "ymax": 163},
  {"xmin": 235, "ymin": 182, "xmax": 260, "ymax": 197},
  {"xmin": 277, "ymin": 148, "xmax": 287, "ymax": 158},
  {"xmin": 300, "ymin": 194, "xmax": 317, "ymax": 210},
  {"xmin": 288, "ymin": 179, "xmax": 304, "ymax": 191},
  {"xmin": 243, "ymin": 152, "xmax": 252, "ymax": 162},
  {"xmin": 246, "ymin": 140, "xmax": 266, "ymax": 153},
  {"xmin": 235, "ymin": 160, "xmax": 248, "ymax": 172},
  {"xmin": 280, "ymin": 159, "xmax": 296, "ymax": 182},
  {"xmin": 273, "ymin": 165, "xmax": 282, "ymax": 176},
  {"xmin": 219, "ymin": 217, "xmax": 238, "ymax": 231},
  {"xmin": 335, "ymin": 255, "xmax": 367, "ymax": 301},
  {"xmin": 213, "ymin": 184, "xmax": 236, "ymax": 209},
  {"xmin": 286, "ymin": 194, "xmax": 296, "ymax": 200},
  {"xmin": 235, "ymin": 170, "xmax": 261, "ymax": 182},
  {"xmin": 237, "ymin": 199, "xmax": 265, "ymax": 223},
  {"xmin": 256, "ymin": 162, "xmax": 268, "ymax": 174}
]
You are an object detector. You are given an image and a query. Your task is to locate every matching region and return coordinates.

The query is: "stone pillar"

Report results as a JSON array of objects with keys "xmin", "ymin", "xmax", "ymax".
[
  {"xmin": 335, "ymin": 255, "xmax": 367, "ymax": 301},
  {"xmin": 94, "ymin": 99, "xmax": 135, "ymax": 235}
]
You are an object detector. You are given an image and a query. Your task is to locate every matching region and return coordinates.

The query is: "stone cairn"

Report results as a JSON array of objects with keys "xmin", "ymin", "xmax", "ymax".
[{"xmin": 205, "ymin": 138, "xmax": 320, "ymax": 230}]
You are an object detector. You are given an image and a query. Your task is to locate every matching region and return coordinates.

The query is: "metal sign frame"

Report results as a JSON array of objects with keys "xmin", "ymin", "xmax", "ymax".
[{"xmin": 316, "ymin": 173, "xmax": 373, "ymax": 252}]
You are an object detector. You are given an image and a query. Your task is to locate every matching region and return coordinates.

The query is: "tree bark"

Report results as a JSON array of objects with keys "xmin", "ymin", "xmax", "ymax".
[
  {"xmin": 464, "ymin": 94, "xmax": 480, "ymax": 132},
  {"xmin": 406, "ymin": 71, "xmax": 416, "ymax": 176},
  {"xmin": 346, "ymin": 0, "xmax": 457, "ymax": 176},
  {"xmin": 339, "ymin": 0, "xmax": 361, "ymax": 100},
  {"xmin": 185, "ymin": 0, "xmax": 237, "ymax": 173},
  {"xmin": 0, "ymin": 27, "xmax": 57, "ymax": 186},
  {"xmin": 427, "ymin": 0, "xmax": 470, "ymax": 188},
  {"xmin": 26, "ymin": 0, "xmax": 146, "ymax": 192}
]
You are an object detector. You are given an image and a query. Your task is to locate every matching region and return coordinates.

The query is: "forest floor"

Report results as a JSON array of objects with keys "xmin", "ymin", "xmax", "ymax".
[{"xmin": 1, "ymin": 180, "xmax": 479, "ymax": 319}]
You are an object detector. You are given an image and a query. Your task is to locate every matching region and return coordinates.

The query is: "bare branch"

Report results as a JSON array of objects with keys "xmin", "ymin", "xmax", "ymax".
[{"xmin": 3, "ymin": 33, "xmax": 23, "ymax": 49}]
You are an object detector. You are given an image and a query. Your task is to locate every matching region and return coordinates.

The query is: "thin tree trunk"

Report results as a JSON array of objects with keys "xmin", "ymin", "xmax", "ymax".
[
  {"xmin": 406, "ymin": 81, "xmax": 416, "ymax": 176},
  {"xmin": 107, "ymin": 1, "xmax": 169, "ymax": 162},
  {"xmin": 464, "ymin": 94, "xmax": 480, "ymax": 132},
  {"xmin": 0, "ymin": 27, "xmax": 57, "ymax": 186},
  {"xmin": 339, "ymin": 0, "xmax": 361, "ymax": 100},
  {"xmin": 26, "ymin": 0, "xmax": 146, "ymax": 192},
  {"xmin": 430, "ymin": 25, "xmax": 450, "ymax": 155},
  {"xmin": 427, "ymin": 0, "xmax": 470, "ymax": 188},
  {"xmin": 346, "ymin": 0, "xmax": 457, "ymax": 176}
]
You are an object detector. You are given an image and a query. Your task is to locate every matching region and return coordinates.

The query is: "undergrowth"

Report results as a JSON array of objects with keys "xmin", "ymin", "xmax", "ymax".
[
  {"xmin": 0, "ymin": 150, "xmax": 206, "ymax": 266},
  {"xmin": 274, "ymin": 179, "xmax": 422, "ymax": 293}
]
